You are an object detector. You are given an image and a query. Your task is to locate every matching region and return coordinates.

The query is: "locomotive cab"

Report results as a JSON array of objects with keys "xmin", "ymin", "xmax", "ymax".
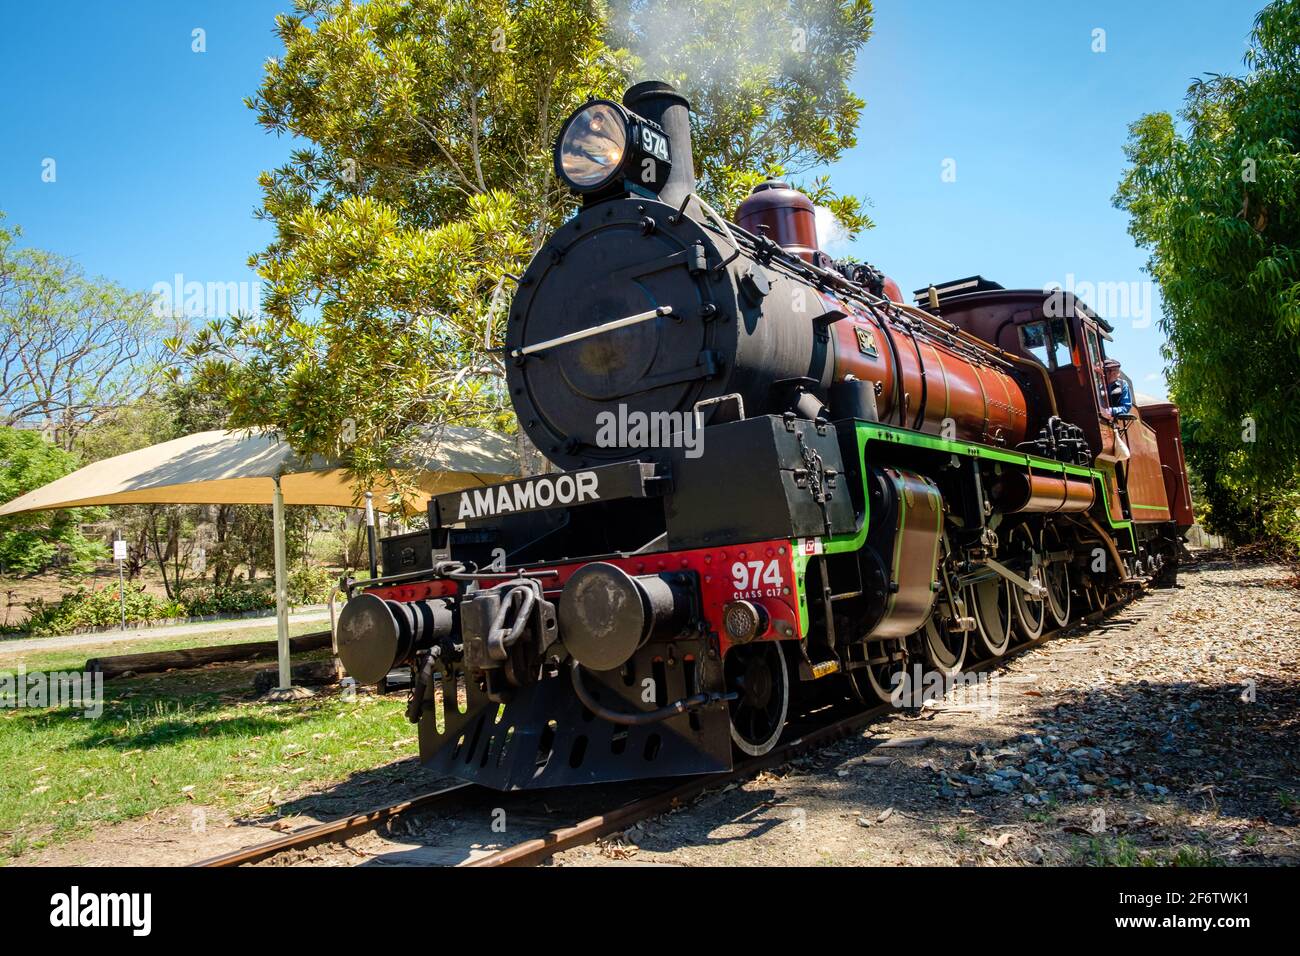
[{"xmin": 915, "ymin": 279, "xmax": 1184, "ymax": 566}]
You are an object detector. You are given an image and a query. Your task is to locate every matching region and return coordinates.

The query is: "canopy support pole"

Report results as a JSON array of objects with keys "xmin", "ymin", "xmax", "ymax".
[
  {"xmin": 365, "ymin": 492, "xmax": 378, "ymax": 580},
  {"xmin": 273, "ymin": 476, "xmax": 291, "ymax": 690}
]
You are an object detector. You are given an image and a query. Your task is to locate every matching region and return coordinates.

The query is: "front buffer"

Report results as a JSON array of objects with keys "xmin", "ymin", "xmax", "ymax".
[{"xmin": 390, "ymin": 540, "xmax": 802, "ymax": 790}]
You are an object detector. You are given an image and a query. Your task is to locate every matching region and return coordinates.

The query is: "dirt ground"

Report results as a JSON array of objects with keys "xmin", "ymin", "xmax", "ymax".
[
  {"xmin": 18, "ymin": 551, "xmax": 1299, "ymax": 868},
  {"xmin": 23, "ymin": 752, "xmax": 455, "ymax": 867},
  {"xmin": 553, "ymin": 552, "xmax": 1300, "ymax": 867}
]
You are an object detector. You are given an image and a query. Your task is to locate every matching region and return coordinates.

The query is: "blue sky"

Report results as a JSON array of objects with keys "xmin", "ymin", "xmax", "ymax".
[
  {"xmin": 0, "ymin": 0, "xmax": 1264, "ymax": 399},
  {"xmin": 830, "ymin": 0, "xmax": 1261, "ymax": 398}
]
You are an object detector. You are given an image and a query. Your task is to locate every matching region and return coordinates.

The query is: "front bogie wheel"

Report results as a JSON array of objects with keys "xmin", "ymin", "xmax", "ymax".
[
  {"xmin": 726, "ymin": 641, "xmax": 790, "ymax": 757},
  {"xmin": 846, "ymin": 635, "xmax": 908, "ymax": 705},
  {"xmin": 921, "ymin": 613, "xmax": 967, "ymax": 680}
]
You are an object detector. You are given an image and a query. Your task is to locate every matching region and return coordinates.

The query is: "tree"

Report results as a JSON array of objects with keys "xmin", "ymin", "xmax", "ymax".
[
  {"xmin": 0, "ymin": 427, "xmax": 106, "ymax": 576},
  {"xmin": 75, "ymin": 379, "xmax": 232, "ymax": 464},
  {"xmin": 1113, "ymin": 0, "xmax": 1300, "ymax": 534},
  {"xmin": 0, "ymin": 214, "xmax": 177, "ymax": 451},
  {"xmin": 182, "ymin": 0, "xmax": 874, "ymax": 490}
]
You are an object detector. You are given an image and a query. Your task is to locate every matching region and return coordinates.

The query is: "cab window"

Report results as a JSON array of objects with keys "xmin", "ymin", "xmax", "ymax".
[
  {"xmin": 1020, "ymin": 320, "xmax": 1051, "ymax": 366},
  {"xmin": 1048, "ymin": 317, "xmax": 1072, "ymax": 367},
  {"xmin": 1020, "ymin": 318, "xmax": 1075, "ymax": 370},
  {"xmin": 1084, "ymin": 327, "xmax": 1109, "ymax": 414}
]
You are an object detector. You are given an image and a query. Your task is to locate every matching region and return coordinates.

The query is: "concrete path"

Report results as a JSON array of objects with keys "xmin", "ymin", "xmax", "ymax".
[{"xmin": 0, "ymin": 607, "xmax": 332, "ymax": 655}]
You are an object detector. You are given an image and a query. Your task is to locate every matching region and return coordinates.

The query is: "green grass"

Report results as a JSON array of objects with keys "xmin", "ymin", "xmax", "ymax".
[
  {"xmin": 0, "ymin": 619, "xmax": 328, "ymax": 676},
  {"xmin": 0, "ymin": 622, "xmax": 413, "ymax": 862},
  {"xmin": 1073, "ymin": 835, "xmax": 1224, "ymax": 867},
  {"xmin": 1166, "ymin": 844, "xmax": 1224, "ymax": 867},
  {"xmin": 1081, "ymin": 835, "xmax": 1143, "ymax": 866},
  {"xmin": 1026, "ymin": 796, "xmax": 1061, "ymax": 824}
]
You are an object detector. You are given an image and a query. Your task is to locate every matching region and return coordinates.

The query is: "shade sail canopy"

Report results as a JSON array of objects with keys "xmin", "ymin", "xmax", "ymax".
[{"xmin": 0, "ymin": 427, "xmax": 518, "ymax": 516}]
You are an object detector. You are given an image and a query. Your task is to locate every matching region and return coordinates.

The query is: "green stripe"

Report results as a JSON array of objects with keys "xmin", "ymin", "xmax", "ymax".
[
  {"xmin": 795, "ymin": 421, "xmax": 1147, "ymax": 632},
  {"xmin": 853, "ymin": 422, "xmax": 1099, "ymax": 478},
  {"xmin": 795, "ymin": 424, "xmax": 872, "ymax": 634},
  {"xmin": 792, "ymin": 544, "xmax": 811, "ymax": 635},
  {"xmin": 823, "ymin": 424, "xmax": 873, "ymax": 556},
  {"xmin": 840, "ymin": 421, "xmax": 1138, "ymax": 550}
]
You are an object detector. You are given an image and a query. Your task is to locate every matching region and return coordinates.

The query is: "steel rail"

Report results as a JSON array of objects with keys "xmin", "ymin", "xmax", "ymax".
[{"xmin": 191, "ymin": 782, "xmax": 478, "ymax": 868}]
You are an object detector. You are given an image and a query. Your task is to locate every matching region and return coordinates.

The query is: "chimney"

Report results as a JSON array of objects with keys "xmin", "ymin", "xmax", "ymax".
[{"xmin": 623, "ymin": 80, "xmax": 695, "ymax": 208}]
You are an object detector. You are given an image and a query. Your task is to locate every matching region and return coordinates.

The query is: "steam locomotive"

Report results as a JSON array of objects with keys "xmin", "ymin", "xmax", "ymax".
[{"xmin": 335, "ymin": 80, "xmax": 1193, "ymax": 789}]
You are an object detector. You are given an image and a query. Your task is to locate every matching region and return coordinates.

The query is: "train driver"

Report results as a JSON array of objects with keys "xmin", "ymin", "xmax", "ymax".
[{"xmin": 1104, "ymin": 359, "xmax": 1133, "ymax": 418}]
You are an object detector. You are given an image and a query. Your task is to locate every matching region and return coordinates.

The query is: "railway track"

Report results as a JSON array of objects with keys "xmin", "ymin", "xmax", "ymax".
[{"xmin": 195, "ymin": 587, "xmax": 1167, "ymax": 868}]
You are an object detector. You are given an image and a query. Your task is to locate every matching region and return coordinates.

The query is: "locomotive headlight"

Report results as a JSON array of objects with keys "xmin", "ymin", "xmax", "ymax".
[
  {"xmin": 557, "ymin": 102, "xmax": 627, "ymax": 189},
  {"xmin": 554, "ymin": 100, "xmax": 673, "ymax": 197}
]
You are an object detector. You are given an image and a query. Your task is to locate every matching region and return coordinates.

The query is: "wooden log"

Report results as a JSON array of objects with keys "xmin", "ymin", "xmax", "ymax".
[
  {"xmin": 253, "ymin": 660, "xmax": 342, "ymax": 694},
  {"xmin": 86, "ymin": 630, "xmax": 333, "ymax": 679}
]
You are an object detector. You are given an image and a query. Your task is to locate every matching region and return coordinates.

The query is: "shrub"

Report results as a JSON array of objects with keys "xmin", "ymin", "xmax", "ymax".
[
  {"xmin": 19, "ymin": 584, "xmax": 186, "ymax": 636},
  {"xmin": 4, "ymin": 567, "xmax": 340, "ymax": 637},
  {"xmin": 287, "ymin": 565, "xmax": 337, "ymax": 605},
  {"xmin": 1261, "ymin": 486, "xmax": 1300, "ymax": 559},
  {"xmin": 178, "ymin": 581, "xmax": 276, "ymax": 617}
]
